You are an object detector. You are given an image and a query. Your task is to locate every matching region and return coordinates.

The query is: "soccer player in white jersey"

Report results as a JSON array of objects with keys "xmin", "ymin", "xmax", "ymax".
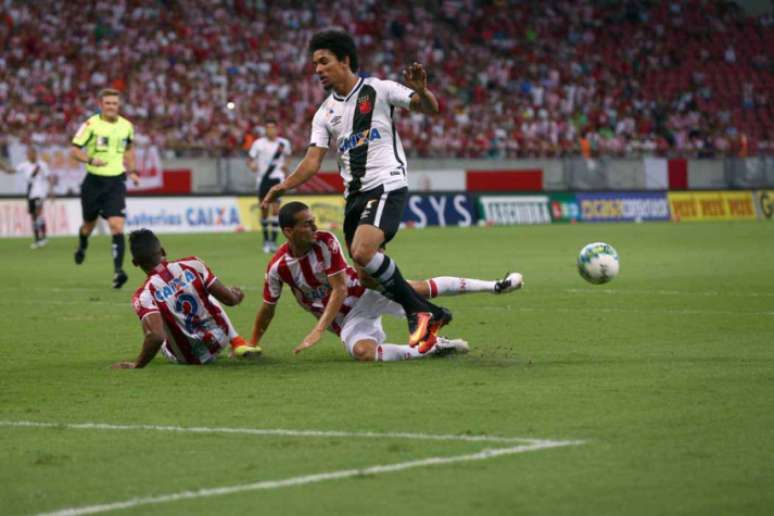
[
  {"xmin": 262, "ymin": 30, "xmax": 451, "ymax": 353},
  {"xmin": 249, "ymin": 202, "xmax": 523, "ymax": 362},
  {"xmin": 1, "ymin": 146, "xmax": 54, "ymax": 249},
  {"xmin": 247, "ymin": 118, "xmax": 292, "ymax": 253},
  {"xmin": 112, "ymin": 229, "xmax": 260, "ymax": 369}
]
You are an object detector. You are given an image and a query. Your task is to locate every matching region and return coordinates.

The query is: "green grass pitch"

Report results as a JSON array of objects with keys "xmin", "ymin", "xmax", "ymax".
[{"xmin": 1, "ymin": 221, "xmax": 773, "ymax": 515}]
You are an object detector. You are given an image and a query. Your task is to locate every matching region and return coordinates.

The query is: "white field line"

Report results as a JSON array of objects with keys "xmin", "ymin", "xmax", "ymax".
[
  {"xmin": 0, "ymin": 420, "xmax": 559, "ymax": 445},
  {"xmin": 37, "ymin": 440, "xmax": 583, "ymax": 516}
]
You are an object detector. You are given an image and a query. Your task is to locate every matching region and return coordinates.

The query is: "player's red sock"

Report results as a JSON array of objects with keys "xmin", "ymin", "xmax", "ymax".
[{"xmin": 230, "ymin": 336, "xmax": 248, "ymax": 349}]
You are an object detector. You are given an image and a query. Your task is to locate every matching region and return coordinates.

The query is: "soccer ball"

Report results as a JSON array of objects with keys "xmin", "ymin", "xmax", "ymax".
[{"xmin": 577, "ymin": 242, "xmax": 619, "ymax": 284}]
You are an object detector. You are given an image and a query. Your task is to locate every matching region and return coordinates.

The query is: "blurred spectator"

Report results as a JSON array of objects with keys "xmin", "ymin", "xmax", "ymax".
[{"xmin": 0, "ymin": 0, "xmax": 771, "ymax": 159}]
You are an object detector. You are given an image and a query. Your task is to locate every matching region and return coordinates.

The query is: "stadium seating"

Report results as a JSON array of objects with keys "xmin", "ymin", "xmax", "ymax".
[{"xmin": 0, "ymin": 0, "xmax": 771, "ymax": 157}]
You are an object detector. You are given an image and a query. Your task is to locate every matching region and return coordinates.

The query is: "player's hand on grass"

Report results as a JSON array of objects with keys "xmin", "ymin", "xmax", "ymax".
[
  {"xmin": 403, "ymin": 62, "xmax": 428, "ymax": 92},
  {"xmin": 261, "ymin": 184, "xmax": 285, "ymax": 209},
  {"xmin": 230, "ymin": 286, "xmax": 245, "ymax": 305},
  {"xmin": 293, "ymin": 328, "xmax": 323, "ymax": 354},
  {"xmin": 111, "ymin": 361, "xmax": 136, "ymax": 369}
]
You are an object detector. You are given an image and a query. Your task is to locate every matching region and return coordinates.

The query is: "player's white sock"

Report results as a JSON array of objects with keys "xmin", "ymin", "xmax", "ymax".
[
  {"xmin": 268, "ymin": 216, "xmax": 279, "ymax": 242},
  {"xmin": 427, "ymin": 277, "xmax": 496, "ymax": 297},
  {"xmin": 375, "ymin": 343, "xmax": 436, "ymax": 361}
]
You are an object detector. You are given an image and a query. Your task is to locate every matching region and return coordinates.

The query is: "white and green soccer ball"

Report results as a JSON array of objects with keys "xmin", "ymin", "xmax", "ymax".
[{"xmin": 577, "ymin": 242, "xmax": 619, "ymax": 284}]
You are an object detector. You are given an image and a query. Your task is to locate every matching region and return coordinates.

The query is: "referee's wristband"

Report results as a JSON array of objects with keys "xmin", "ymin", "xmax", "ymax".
[{"xmin": 86, "ymin": 157, "xmax": 93, "ymax": 165}]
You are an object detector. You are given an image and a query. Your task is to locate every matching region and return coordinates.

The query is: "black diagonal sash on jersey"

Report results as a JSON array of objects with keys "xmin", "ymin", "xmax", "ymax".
[
  {"xmin": 348, "ymin": 85, "xmax": 377, "ymax": 194},
  {"xmin": 27, "ymin": 164, "xmax": 40, "ymax": 199},
  {"xmin": 262, "ymin": 142, "xmax": 285, "ymax": 180}
]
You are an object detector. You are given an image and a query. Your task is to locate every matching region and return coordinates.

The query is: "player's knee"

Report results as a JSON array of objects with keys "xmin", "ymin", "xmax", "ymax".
[
  {"xmin": 108, "ymin": 220, "xmax": 124, "ymax": 234},
  {"xmin": 350, "ymin": 245, "xmax": 376, "ymax": 267},
  {"xmin": 351, "ymin": 341, "xmax": 376, "ymax": 362}
]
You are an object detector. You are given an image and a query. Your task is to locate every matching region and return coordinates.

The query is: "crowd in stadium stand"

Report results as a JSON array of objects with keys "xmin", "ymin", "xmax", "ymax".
[{"xmin": 0, "ymin": 0, "xmax": 772, "ymax": 158}]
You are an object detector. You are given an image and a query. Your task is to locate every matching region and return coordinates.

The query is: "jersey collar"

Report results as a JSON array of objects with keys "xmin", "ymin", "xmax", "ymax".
[
  {"xmin": 150, "ymin": 260, "xmax": 169, "ymax": 276},
  {"xmin": 332, "ymin": 77, "xmax": 363, "ymax": 102}
]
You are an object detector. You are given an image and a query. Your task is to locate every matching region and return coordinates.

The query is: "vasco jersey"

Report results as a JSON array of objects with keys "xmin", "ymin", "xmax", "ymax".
[
  {"xmin": 71, "ymin": 114, "xmax": 134, "ymax": 177},
  {"xmin": 248, "ymin": 136, "xmax": 292, "ymax": 185},
  {"xmin": 132, "ymin": 257, "xmax": 233, "ymax": 365},
  {"xmin": 16, "ymin": 160, "xmax": 51, "ymax": 199},
  {"xmin": 263, "ymin": 231, "xmax": 366, "ymax": 335},
  {"xmin": 309, "ymin": 77, "xmax": 414, "ymax": 196}
]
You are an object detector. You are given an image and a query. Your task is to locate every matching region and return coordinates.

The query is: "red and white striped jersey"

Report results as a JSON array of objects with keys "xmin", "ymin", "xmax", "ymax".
[
  {"xmin": 263, "ymin": 231, "xmax": 365, "ymax": 335},
  {"xmin": 132, "ymin": 257, "xmax": 232, "ymax": 364}
]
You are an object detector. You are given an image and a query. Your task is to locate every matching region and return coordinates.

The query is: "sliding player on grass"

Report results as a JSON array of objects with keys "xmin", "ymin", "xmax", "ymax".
[
  {"xmin": 112, "ymin": 229, "xmax": 260, "ymax": 369},
  {"xmin": 250, "ymin": 202, "xmax": 522, "ymax": 362}
]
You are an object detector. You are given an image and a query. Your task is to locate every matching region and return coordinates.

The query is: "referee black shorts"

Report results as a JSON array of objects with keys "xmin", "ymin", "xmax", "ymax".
[
  {"xmin": 343, "ymin": 186, "xmax": 407, "ymax": 250},
  {"xmin": 80, "ymin": 173, "xmax": 127, "ymax": 222}
]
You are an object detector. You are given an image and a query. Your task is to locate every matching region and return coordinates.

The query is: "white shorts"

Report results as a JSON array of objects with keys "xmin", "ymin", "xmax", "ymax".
[{"xmin": 339, "ymin": 289, "xmax": 405, "ymax": 357}]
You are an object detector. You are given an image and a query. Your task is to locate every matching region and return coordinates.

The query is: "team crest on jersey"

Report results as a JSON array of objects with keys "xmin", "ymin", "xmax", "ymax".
[{"xmin": 358, "ymin": 96, "xmax": 372, "ymax": 114}]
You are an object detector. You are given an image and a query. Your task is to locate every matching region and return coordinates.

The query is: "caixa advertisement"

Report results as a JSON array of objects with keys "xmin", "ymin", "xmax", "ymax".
[{"xmin": 576, "ymin": 192, "xmax": 671, "ymax": 222}]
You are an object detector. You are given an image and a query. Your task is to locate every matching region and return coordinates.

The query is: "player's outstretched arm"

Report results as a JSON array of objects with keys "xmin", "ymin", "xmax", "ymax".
[
  {"xmin": 404, "ymin": 63, "xmax": 440, "ymax": 114},
  {"xmin": 207, "ymin": 279, "xmax": 244, "ymax": 306},
  {"xmin": 262, "ymin": 145, "xmax": 326, "ymax": 208},
  {"xmin": 293, "ymin": 270, "xmax": 346, "ymax": 354},
  {"xmin": 251, "ymin": 302, "xmax": 277, "ymax": 346},
  {"xmin": 113, "ymin": 313, "xmax": 165, "ymax": 369}
]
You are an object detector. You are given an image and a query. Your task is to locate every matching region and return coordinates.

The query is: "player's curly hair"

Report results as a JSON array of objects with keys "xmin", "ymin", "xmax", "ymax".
[{"xmin": 308, "ymin": 30, "xmax": 359, "ymax": 72}]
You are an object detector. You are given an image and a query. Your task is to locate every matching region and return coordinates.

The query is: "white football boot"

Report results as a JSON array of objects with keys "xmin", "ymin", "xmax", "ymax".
[
  {"xmin": 434, "ymin": 336, "xmax": 470, "ymax": 355},
  {"xmin": 494, "ymin": 272, "xmax": 523, "ymax": 294}
]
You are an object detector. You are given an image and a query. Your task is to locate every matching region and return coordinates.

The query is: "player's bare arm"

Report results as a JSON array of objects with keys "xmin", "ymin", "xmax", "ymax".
[
  {"xmin": 404, "ymin": 63, "xmax": 440, "ymax": 114},
  {"xmin": 250, "ymin": 302, "xmax": 276, "ymax": 346},
  {"xmin": 70, "ymin": 145, "xmax": 107, "ymax": 167},
  {"xmin": 112, "ymin": 313, "xmax": 165, "ymax": 369},
  {"xmin": 207, "ymin": 279, "xmax": 245, "ymax": 306},
  {"xmin": 124, "ymin": 144, "xmax": 140, "ymax": 186},
  {"xmin": 293, "ymin": 270, "xmax": 347, "ymax": 354},
  {"xmin": 262, "ymin": 145, "xmax": 327, "ymax": 208}
]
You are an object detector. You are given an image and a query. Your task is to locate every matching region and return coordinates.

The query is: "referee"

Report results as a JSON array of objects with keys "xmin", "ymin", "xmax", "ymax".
[{"xmin": 69, "ymin": 88, "xmax": 139, "ymax": 289}]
